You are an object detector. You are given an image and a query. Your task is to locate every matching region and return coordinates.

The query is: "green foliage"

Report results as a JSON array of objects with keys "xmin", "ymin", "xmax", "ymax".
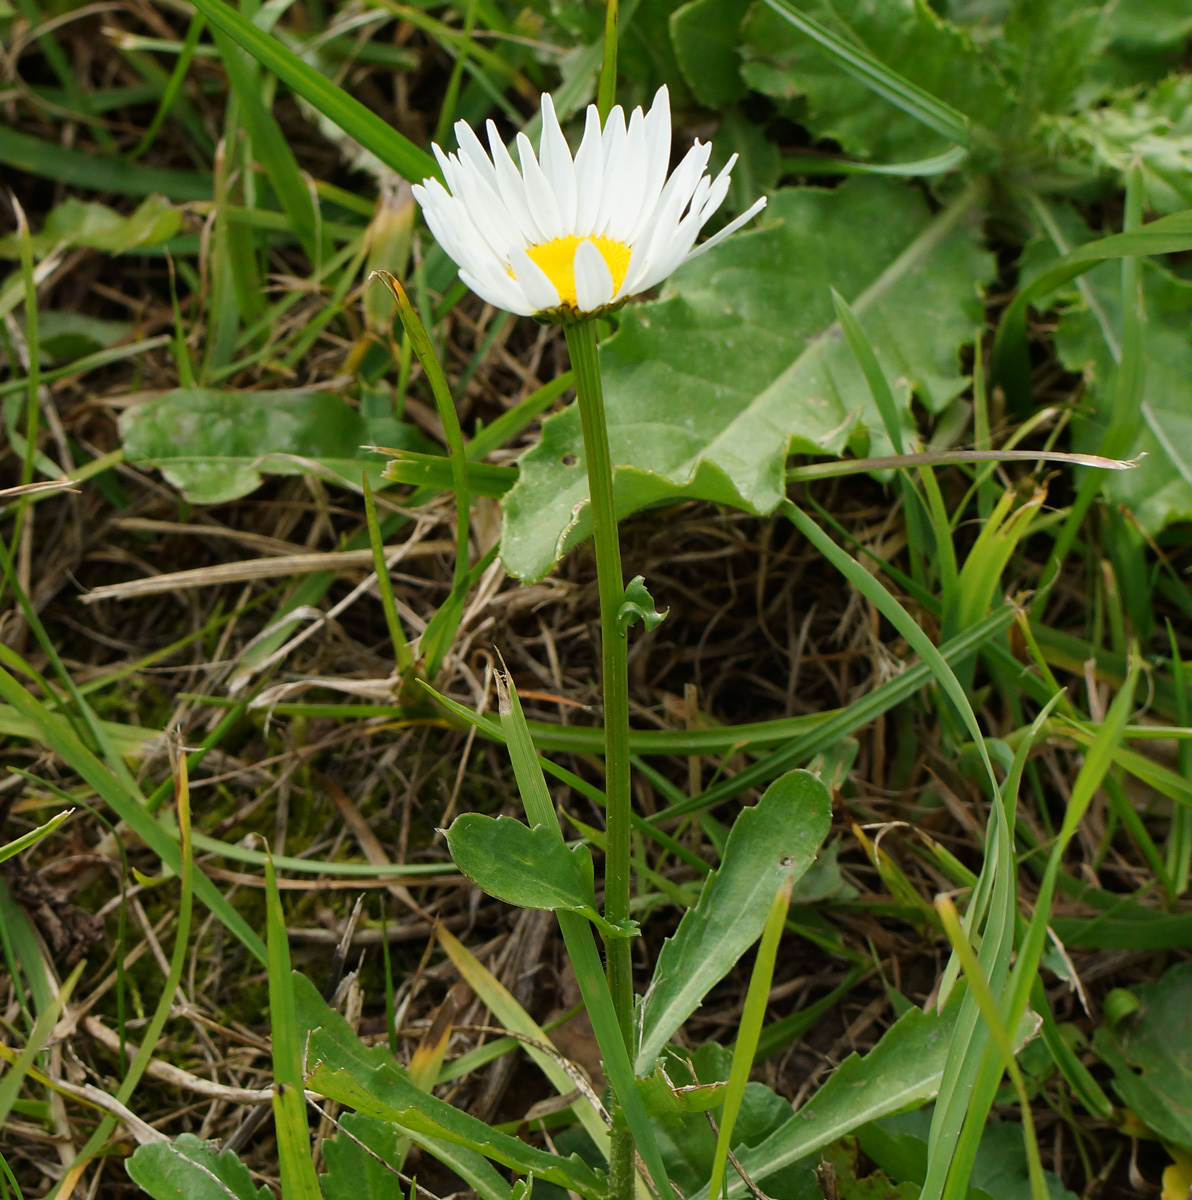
[
  {"xmin": 320, "ymin": 1113, "xmax": 408, "ymax": 1200},
  {"xmin": 637, "ymin": 769, "xmax": 832, "ymax": 1071},
  {"xmin": 501, "ymin": 178, "xmax": 991, "ymax": 580},
  {"xmin": 119, "ymin": 387, "xmax": 432, "ymax": 504},
  {"xmin": 445, "ymin": 813, "xmax": 632, "ymax": 935},
  {"xmin": 127, "ymin": 1135, "xmax": 272, "ymax": 1200},
  {"xmin": 0, "ymin": 196, "xmax": 181, "ymax": 257},
  {"xmin": 1093, "ymin": 961, "xmax": 1192, "ymax": 1151}
]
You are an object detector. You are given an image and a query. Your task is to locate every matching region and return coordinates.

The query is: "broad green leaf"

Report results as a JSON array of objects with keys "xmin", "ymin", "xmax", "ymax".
[
  {"xmin": 740, "ymin": 0, "xmax": 1005, "ymax": 161},
  {"xmin": 669, "ymin": 0, "xmax": 747, "ymax": 109},
  {"xmin": 320, "ymin": 1113, "xmax": 409, "ymax": 1200},
  {"xmin": 991, "ymin": 206, "xmax": 1192, "ymax": 407},
  {"xmin": 1049, "ymin": 76, "xmax": 1192, "ymax": 213},
  {"xmin": 1093, "ymin": 961, "xmax": 1192, "ymax": 1152},
  {"xmin": 127, "ymin": 1135, "xmax": 272, "ymax": 1200},
  {"xmin": 120, "ymin": 387, "xmax": 433, "ymax": 504},
  {"xmin": 306, "ymin": 1049, "xmax": 608, "ymax": 1197},
  {"xmin": 1039, "ymin": 204, "xmax": 1192, "ymax": 535},
  {"xmin": 500, "ymin": 179, "xmax": 992, "ymax": 581},
  {"xmin": 444, "ymin": 814, "xmax": 627, "ymax": 935},
  {"xmin": 34, "ymin": 313, "xmax": 134, "ymax": 365},
  {"xmin": 636, "ymin": 770, "xmax": 831, "ymax": 1072},
  {"xmin": 693, "ymin": 996, "xmax": 965, "ymax": 1199},
  {"xmin": 0, "ymin": 196, "xmax": 181, "ymax": 258}
]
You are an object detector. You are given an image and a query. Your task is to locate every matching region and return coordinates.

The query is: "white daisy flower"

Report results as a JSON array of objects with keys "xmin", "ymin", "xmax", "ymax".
[{"xmin": 412, "ymin": 86, "xmax": 768, "ymax": 321}]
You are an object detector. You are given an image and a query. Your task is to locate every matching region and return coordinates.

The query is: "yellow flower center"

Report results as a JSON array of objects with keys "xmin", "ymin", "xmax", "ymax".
[{"xmin": 519, "ymin": 235, "xmax": 632, "ymax": 309}]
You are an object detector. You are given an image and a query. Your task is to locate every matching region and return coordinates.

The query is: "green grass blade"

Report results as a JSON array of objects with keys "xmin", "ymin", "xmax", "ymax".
[
  {"xmin": 0, "ymin": 809, "xmax": 73, "ymax": 865},
  {"xmin": 0, "ymin": 666, "xmax": 265, "ymax": 962},
  {"xmin": 266, "ymin": 851, "xmax": 323, "ymax": 1200},
  {"xmin": 0, "ymin": 127, "xmax": 210, "ymax": 199},
  {"xmin": 0, "ymin": 961, "xmax": 85, "ymax": 1129},
  {"xmin": 363, "ymin": 473, "xmax": 414, "ymax": 673},
  {"xmin": 185, "ymin": 0, "xmax": 437, "ymax": 182},
  {"xmin": 373, "ymin": 271, "xmax": 470, "ymax": 592},
  {"xmin": 129, "ymin": 12, "xmax": 207, "ymax": 158},
  {"xmin": 759, "ymin": 0, "xmax": 970, "ymax": 145},
  {"xmin": 707, "ymin": 876, "xmax": 792, "ymax": 1200}
]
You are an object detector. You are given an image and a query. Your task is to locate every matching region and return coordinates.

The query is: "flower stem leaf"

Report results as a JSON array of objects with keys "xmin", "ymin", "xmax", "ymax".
[
  {"xmin": 616, "ymin": 575, "xmax": 668, "ymax": 637},
  {"xmin": 444, "ymin": 813, "xmax": 638, "ymax": 941}
]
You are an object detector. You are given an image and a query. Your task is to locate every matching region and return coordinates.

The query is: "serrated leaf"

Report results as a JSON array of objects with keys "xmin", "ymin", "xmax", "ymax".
[
  {"xmin": 445, "ymin": 814, "xmax": 626, "ymax": 935},
  {"xmin": 500, "ymin": 179, "xmax": 992, "ymax": 581},
  {"xmin": 120, "ymin": 387, "xmax": 434, "ymax": 504},
  {"xmin": 320, "ymin": 1113, "xmax": 408, "ymax": 1200},
  {"xmin": 636, "ymin": 769, "xmax": 831, "ymax": 1072},
  {"xmin": 1050, "ymin": 76, "xmax": 1192, "ymax": 214},
  {"xmin": 740, "ymin": 0, "xmax": 1007, "ymax": 161},
  {"xmin": 306, "ymin": 1049, "xmax": 607, "ymax": 1198},
  {"xmin": 293, "ymin": 975, "xmax": 513, "ymax": 1200},
  {"xmin": 1093, "ymin": 960, "xmax": 1192, "ymax": 1152},
  {"xmin": 126, "ymin": 1135, "xmax": 272, "ymax": 1200}
]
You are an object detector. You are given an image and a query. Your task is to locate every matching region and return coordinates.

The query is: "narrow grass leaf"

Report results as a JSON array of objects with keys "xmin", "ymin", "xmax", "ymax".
[
  {"xmin": 707, "ymin": 875, "xmax": 793, "ymax": 1200},
  {"xmin": 437, "ymin": 926, "xmax": 610, "ymax": 1158},
  {"xmin": 0, "ymin": 961, "xmax": 84, "ymax": 1128},
  {"xmin": 266, "ymin": 849, "xmax": 322, "ymax": 1200},
  {"xmin": 0, "ymin": 666, "xmax": 265, "ymax": 962},
  {"xmin": 185, "ymin": 0, "xmax": 436, "ymax": 182},
  {"xmin": 0, "ymin": 809, "xmax": 73, "ymax": 865}
]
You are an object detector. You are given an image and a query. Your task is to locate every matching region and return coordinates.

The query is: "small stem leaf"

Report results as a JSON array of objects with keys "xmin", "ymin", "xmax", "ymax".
[
  {"xmin": 636, "ymin": 769, "xmax": 831, "ymax": 1072},
  {"xmin": 444, "ymin": 813, "xmax": 636, "ymax": 939},
  {"xmin": 616, "ymin": 575, "xmax": 668, "ymax": 636}
]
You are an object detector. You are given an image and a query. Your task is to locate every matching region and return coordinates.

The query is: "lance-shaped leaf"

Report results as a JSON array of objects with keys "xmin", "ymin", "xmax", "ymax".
[
  {"xmin": 444, "ymin": 813, "xmax": 633, "ymax": 937},
  {"xmin": 500, "ymin": 178, "xmax": 992, "ymax": 581},
  {"xmin": 636, "ymin": 769, "xmax": 831, "ymax": 1072},
  {"xmin": 691, "ymin": 994, "xmax": 1041, "ymax": 1199}
]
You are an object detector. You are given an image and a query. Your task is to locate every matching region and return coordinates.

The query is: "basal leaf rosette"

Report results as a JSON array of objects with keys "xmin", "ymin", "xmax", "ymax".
[{"xmin": 413, "ymin": 87, "xmax": 767, "ymax": 322}]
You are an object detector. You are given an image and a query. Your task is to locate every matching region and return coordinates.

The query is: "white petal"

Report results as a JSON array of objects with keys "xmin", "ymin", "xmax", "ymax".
[
  {"xmin": 627, "ymin": 85, "xmax": 672, "ymax": 243},
  {"xmin": 510, "ymin": 247, "xmax": 562, "ymax": 312},
  {"xmin": 684, "ymin": 195, "xmax": 768, "ymax": 262},
  {"xmin": 488, "ymin": 121, "xmax": 544, "ymax": 244},
  {"xmin": 573, "ymin": 239, "xmax": 615, "ymax": 311},
  {"xmin": 450, "ymin": 155, "xmax": 521, "ymax": 260},
  {"xmin": 595, "ymin": 106, "xmax": 627, "ymax": 234},
  {"xmin": 572, "ymin": 105, "xmax": 605, "ymax": 234},
  {"xmin": 459, "ymin": 266, "xmax": 535, "ymax": 316},
  {"xmin": 539, "ymin": 92, "xmax": 578, "ymax": 234},
  {"xmin": 605, "ymin": 105, "xmax": 650, "ymax": 241},
  {"xmin": 453, "ymin": 119, "xmax": 500, "ymax": 192},
  {"xmin": 517, "ymin": 131, "xmax": 565, "ymax": 240}
]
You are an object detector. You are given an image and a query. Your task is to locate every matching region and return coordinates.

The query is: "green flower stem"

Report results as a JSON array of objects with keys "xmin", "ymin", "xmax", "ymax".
[{"xmin": 563, "ymin": 319, "xmax": 635, "ymax": 1183}]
